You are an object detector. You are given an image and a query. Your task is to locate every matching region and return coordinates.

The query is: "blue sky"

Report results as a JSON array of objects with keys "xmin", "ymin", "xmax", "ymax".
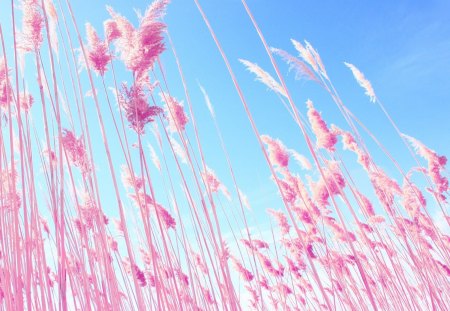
[
  {"xmin": 156, "ymin": 0, "xmax": 450, "ymax": 211},
  {"xmin": 1, "ymin": 0, "xmax": 449, "ymax": 251}
]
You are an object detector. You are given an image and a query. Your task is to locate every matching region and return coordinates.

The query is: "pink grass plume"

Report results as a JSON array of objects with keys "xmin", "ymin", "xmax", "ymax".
[
  {"xmin": 307, "ymin": 100, "xmax": 337, "ymax": 152},
  {"xmin": 344, "ymin": 62, "xmax": 377, "ymax": 103}
]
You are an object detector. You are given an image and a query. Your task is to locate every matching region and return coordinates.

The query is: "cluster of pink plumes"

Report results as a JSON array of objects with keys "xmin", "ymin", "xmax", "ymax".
[{"xmin": 0, "ymin": 0, "xmax": 448, "ymax": 310}]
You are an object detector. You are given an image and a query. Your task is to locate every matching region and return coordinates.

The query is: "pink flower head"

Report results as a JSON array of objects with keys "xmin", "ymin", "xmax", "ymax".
[
  {"xmin": 0, "ymin": 59, "xmax": 12, "ymax": 108},
  {"xmin": 310, "ymin": 161, "xmax": 345, "ymax": 207},
  {"xmin": 39, "ymin": 216, "xmax": 50, "ymax": 235},
  {"xmin": 103, "ymin": 19, "xmax": 121, "ymax": 44},
  {"xmin": 276, "ymin": 283, "xmax": 293, "ymax": 296},
  {"xmin": 403, "ymin": 134, "xmax": 449, "ymax": 201},
  {"xmin": 285, "ymin": 256, "xmax": 301, "ymax": 277},
  {"xmin": 139, "ymin": 247, "xmax": 154, "ymax": 266},
  {"xmin": 370, "ymin": 168, "xmax": 401, "ymax": 214},
  {"xmin": 324, "ymin": 216, "xmax": 356, "ymax": 244},
  {"xmin": 271, "ymin": 47, "xmax": 319, "ymax": 83},
  {"xmin": 356, "ymin": 191, "xmax": 375, "ymax": 218},
  {"xmin": 132, "ymin": 264, "xmax": 147, "ymax": 287},
  {"xmin": 230, "ymin": 256, "xmax": 254, "ymax": 282},
  {"xmin": 113, "ymin": 218, "xmax": 124, "ymax": 235},
  {"xmin": 292, "ymin": 175, "xmax": 321, "ymax": 220},
  {"xmin": 292, "ymin": 39, "xmax": 328, "ymax": 78},
  {"xmin": 192, "ymin": 251, "xmax": 208, "ymax": 274},
  {"xmin": 78, "ymin": 195, "xmax": 99, "ymax": 230},
  {"xmin": 436, "ymin": 260, "xmax": 450, "ymax": 277},
  {"xmin": 118, "ymin": 82, "xmax": 163, "ymax": 134},
  {"xmin": 85, "ymin": 23, "xmax": 111, "ymax": 76},
  {"xmin": 256, "ymin": 252, "xmax": 284, "ymax": 277},
  {"xmin": 241, "ymin": 238, "xmax": 256, "ymax": 252},
  {"xmin": 201, "ymin": 166, "xmax": 230, "ymax": 199},
  {"xmin": 241, "ymin": 238, "xmax": 269, "ymax": 251},
  {"xmin": 176, "ymin": 269, "xmax": 189, "ymax": 286},
  {"xmin": 202, "ymin": 286, "xmax": 215, "ymax": 305},
  {"xmin": 402, "ymin": 179, "xmax": 426, "ymax": 218},
  {"xmin": 44, "ymin": 0, "xmax": 58, "ymax": 53},
  {"xmin": 277, "ymin": 178, "xmax": 297, "ymax": 204},
  {"xmin": 108, "ymin": 1, "xmax": 168, "ymax": 80},
  {"xmin": 19, "ymin": 92, "xmax": 34, "ymax": 112},
  {"xmin": 44, "ymin": 0, "xmax": 57, "ymax": 21},
  {"xmin": 240, "ymin": 59, "xmax": 287, "ymax": 97},
  {"xmin": 19, "ymin": 0, "xmax": 44, "ymax": 52},
  {"xmin": 61, "ymin": 130, "xmax": 91, "ymax": 174},
  {"xmin": 334, "ymin": 125, "xmax": 370, "ymax": 170},
  {"xmin": 160, "ymin": 92, "xmax": 188, "ymax": 132},
  {"xmin": 306, "ymin": 243, "xmax": 316, "ymax": 259},
  {"xmin": 144, "ymin": 270, "xmax": 156, "ymax": 287},
  {"xmin": 156, "ymin": 204, "xmax": 176, "ymax": 230},
  {"xmin": 293, "ymin": 207, "xmax": 313, "ymax": 225},
  {"xmin": 304, "ymin": 40, "xmax": 328, "ymax": 78},
  {"xmin": 289, "ymin": 149, "xmax": 312, "ymax": 170},
  {"xmin": 368, "ymin": 215, "xmax": 385, "ymax": 224},
  {"xmin": 107, "ymin": 236, "xmax": 118, "ymax": 252},
  {"xmin": 202, "ymin": 167, "xmax": 221, "ymax": 193},
  {"xmin": 261, "ymin": 135, "xmax": 289, "ymax": 168},
  {"xmin": 220, "ymin": 241, "xmax": 230, "ymax": 263},
  {"xmin": 120, "ymin": 165, "xmax": 144, "ymax": 191},
  {"xmin": 245, "ymin": 285, "xmax": 259, "ymax": 308},
  {"xmin": 267, "ymin": 208, "xmax": 290, "ymax": 235},
  {"xmin": 106, "ymin": 6, "xmax": 134, "ymax": 48},
  {"xmin": 344, "ymin": 62, "xmax": 376, "ymax": 102},
  {"xmin": 129, "ymin": 192, "xmax": 175, "ymax": 229},
  {"xmin": 307, "ymin": 100, "xmax": 337, "ymax": 152},
  {"xmin": 259, "ymin": 276, "xmax": 269, "ymax": 290},
  {"xmin": 291, "ymin": 39, "xmax": 318, "ymax": 74},
  {"xmin": 252, "ymin": 239, "xmax": 269, "ymax": 250},
  {"xmin": 0, "ymin": 165, "xmax": 21, "ymax": 211},
  {"xmin": 42, "ymin": 149, "xmax": 57, "ymax": 168}
]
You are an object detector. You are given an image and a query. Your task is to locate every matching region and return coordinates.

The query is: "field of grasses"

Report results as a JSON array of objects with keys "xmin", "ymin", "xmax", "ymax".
[{"xmin": 0, "ymin": 0, "xmax": 449, "ymax": 310}]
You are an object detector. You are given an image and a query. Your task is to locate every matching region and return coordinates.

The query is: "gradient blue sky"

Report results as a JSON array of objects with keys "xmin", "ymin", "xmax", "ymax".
[
  {"xmin": 156, "ymin": 0, "xmax": 450, "ymax": 210},
  {"xmin": 106, "ymin": 0, "xmax": 450, "ymax": 230}
]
